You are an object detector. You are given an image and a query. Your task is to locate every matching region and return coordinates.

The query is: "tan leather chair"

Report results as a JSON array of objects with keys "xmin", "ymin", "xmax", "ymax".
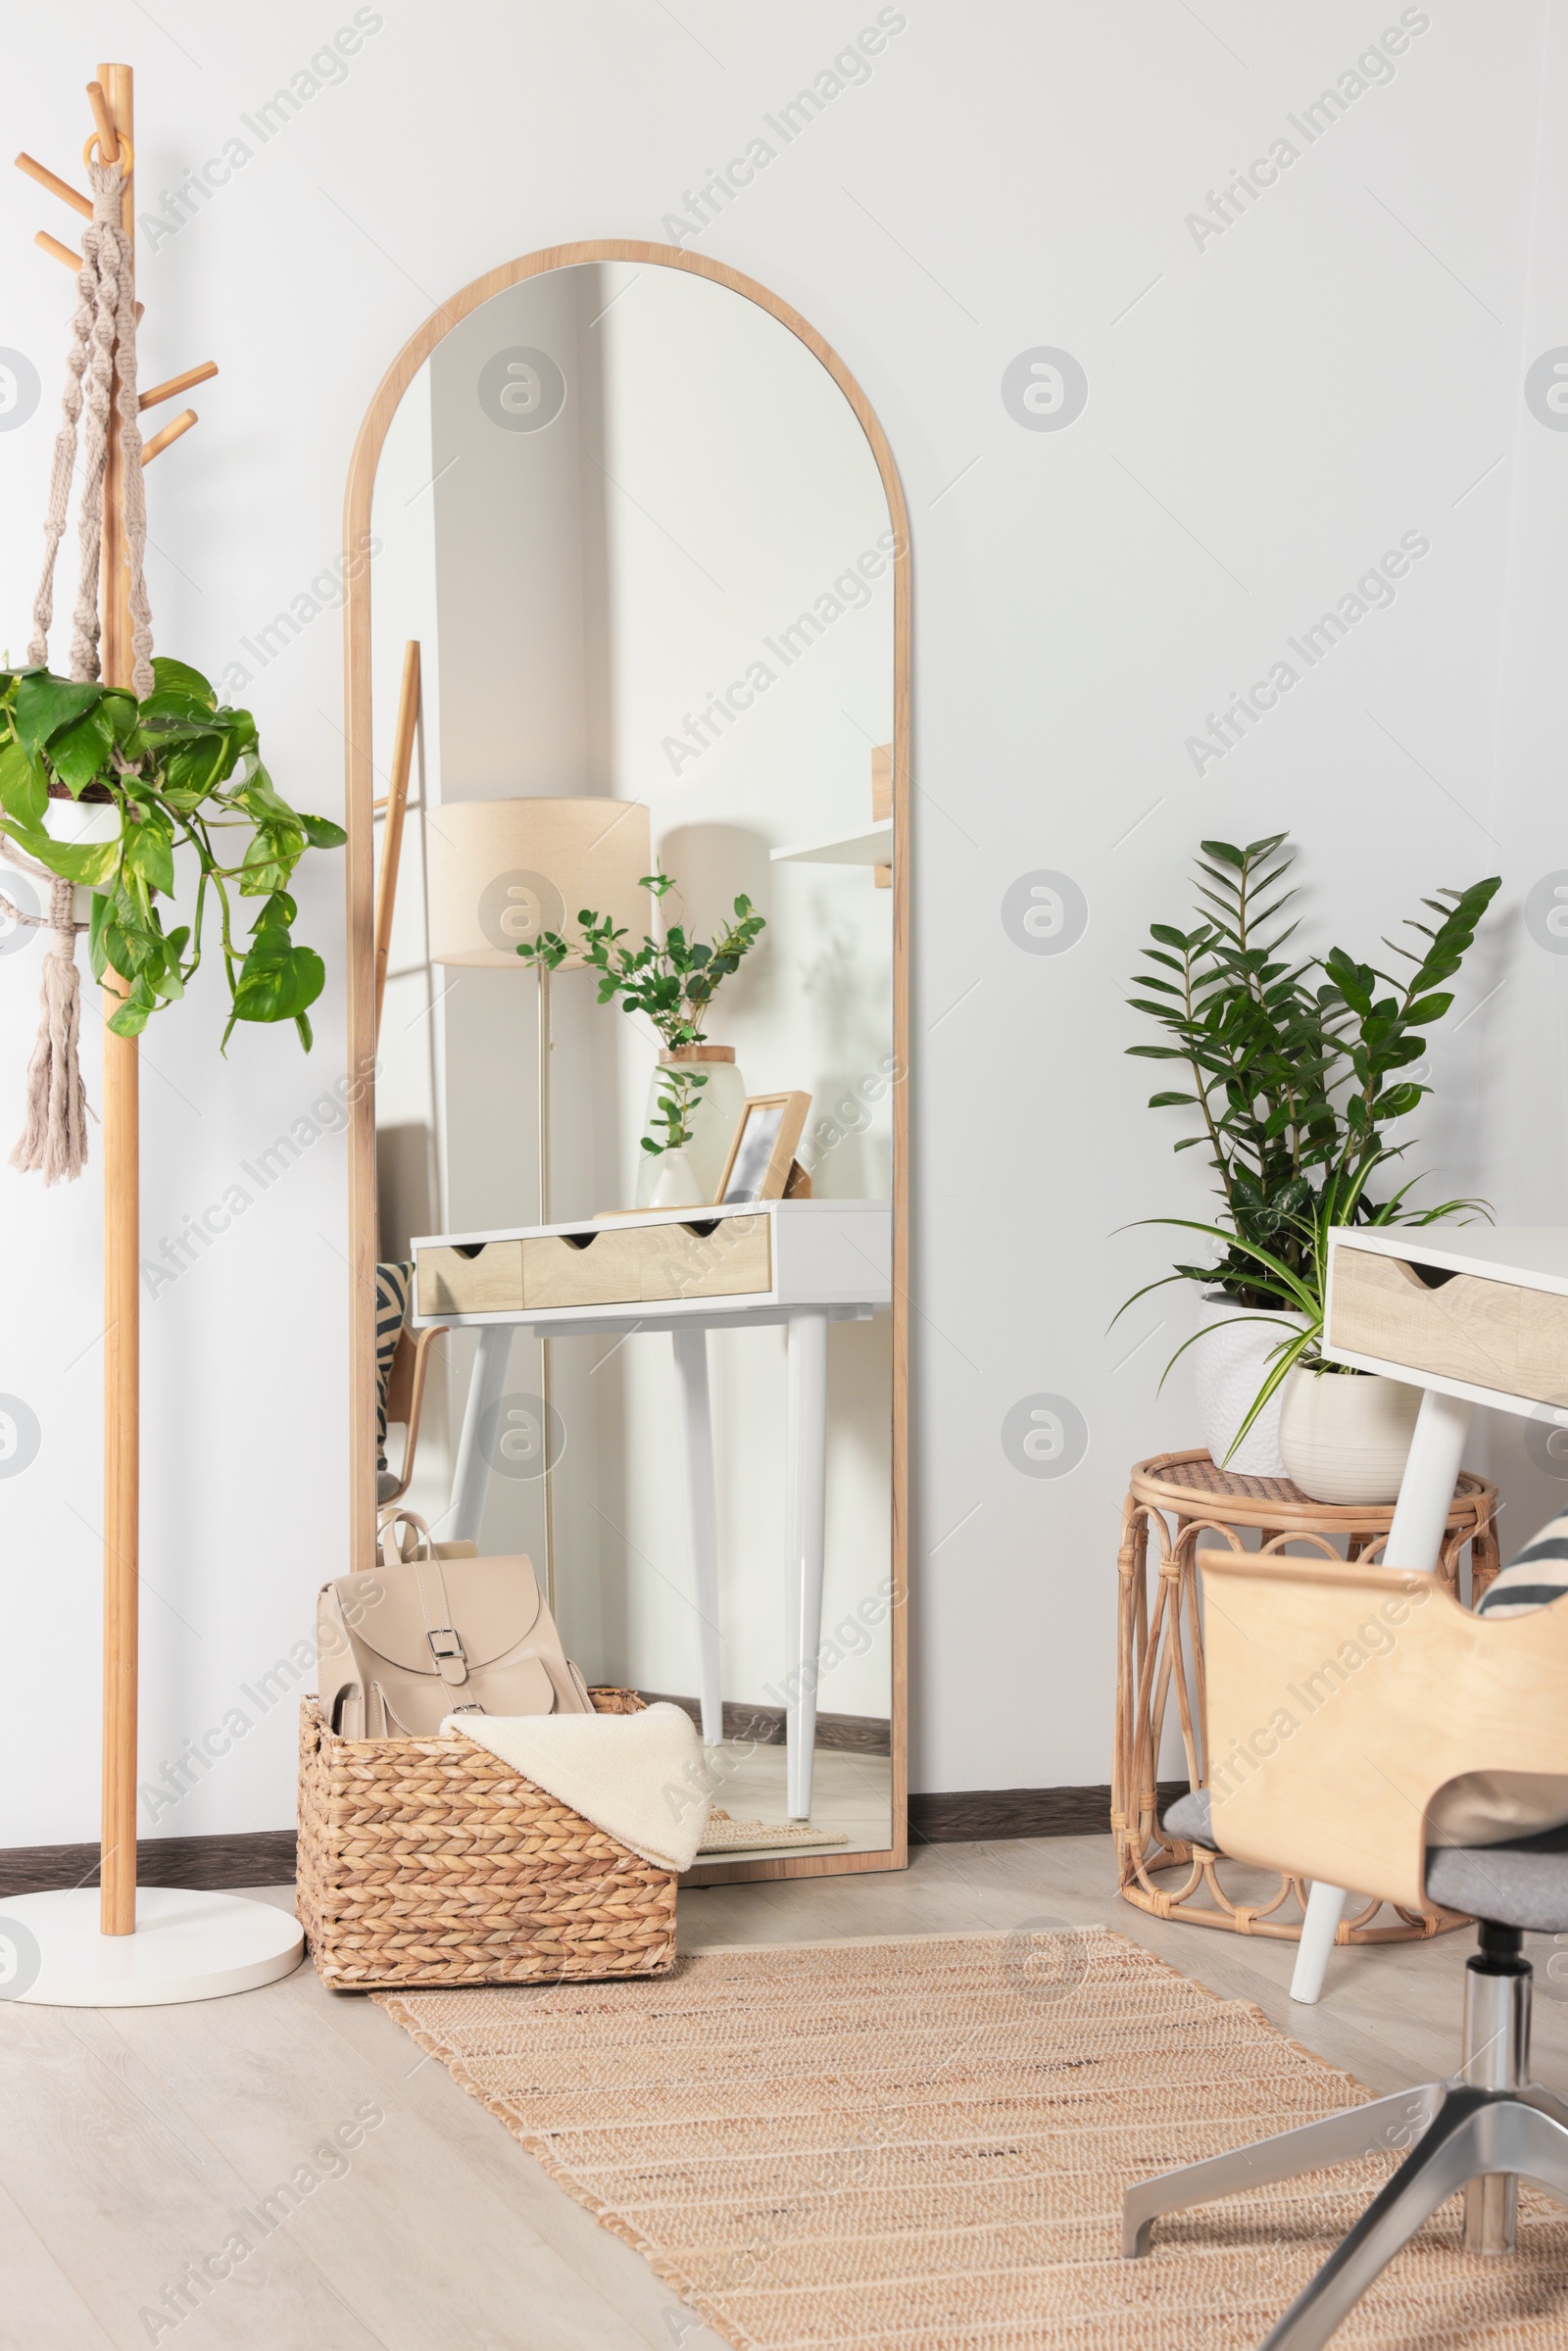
[
  {"xmin": 1124, "ymin": 1548, "xmax": 1568, "ymax": 2350},
  {"xmin": 377, "ymin": 1319, "xmax": 447, "ymax": 1506}
]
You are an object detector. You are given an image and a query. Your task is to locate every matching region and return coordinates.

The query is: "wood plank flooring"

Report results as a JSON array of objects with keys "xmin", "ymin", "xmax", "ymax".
[{"xmin": 4, "ymin": 1836, "xmax": 1566, "ymax": 2347}]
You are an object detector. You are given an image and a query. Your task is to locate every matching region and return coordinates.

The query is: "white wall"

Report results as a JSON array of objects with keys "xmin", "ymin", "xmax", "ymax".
[{"xmin": 2, "ymin": 0, "xmax": 1564, "ymax": 1846}]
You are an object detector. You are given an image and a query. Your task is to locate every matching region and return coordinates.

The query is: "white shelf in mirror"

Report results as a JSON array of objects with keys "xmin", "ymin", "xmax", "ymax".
[{"xmin": 770, "ymin": 819, "xmax": 892, "ymax": 866}]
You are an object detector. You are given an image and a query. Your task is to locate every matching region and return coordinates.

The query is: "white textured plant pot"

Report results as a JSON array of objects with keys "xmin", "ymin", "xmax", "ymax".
[
  {"xmin": 1189, "ymin": 1299, "xmax": 1302, "ymax": 1478},
  {"xmin": 647, "ymin": 1147, "xmax": 706, "ymax": 1209},
  {"xmin": 635, "ymin": 1049, "xmax": 747, "ymax": 1208},
  {"xmin": 1278, "ymin": 1365, "xmax": 1422, "ymax": 1504}
]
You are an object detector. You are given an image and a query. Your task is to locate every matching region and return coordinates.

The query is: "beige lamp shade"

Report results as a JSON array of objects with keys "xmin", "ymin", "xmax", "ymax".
[{"xmin": 425, "ymin": 797, "xmax": 652, "ymax": 969}]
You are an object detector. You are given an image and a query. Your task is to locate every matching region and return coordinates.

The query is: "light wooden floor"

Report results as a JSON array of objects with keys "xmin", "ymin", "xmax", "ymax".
[{"xmin": 6, "ymin": 1836, "xmax": 1568, "ymax": 2349}]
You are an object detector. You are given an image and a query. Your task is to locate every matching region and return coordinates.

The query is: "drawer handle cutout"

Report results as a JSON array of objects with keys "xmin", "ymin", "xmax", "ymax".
[
  {"xmin": 679, "ymin": 1219, "xmax": 721, "ymax": 1238},
  {"xmin": 454, "ymin": 1244, "xmax": 486, "ymax": 1261},
  {"xmin": 562, "ymin": 1232, "xmax": 600, "ymax": 1251},
  {"xmin": 1385, "ymin": 1256, "xmax": 1461, "ymax": 1292}
]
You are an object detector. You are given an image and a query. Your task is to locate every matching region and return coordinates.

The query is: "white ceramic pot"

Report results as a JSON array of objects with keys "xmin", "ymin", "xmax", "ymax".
[
  {"xmin": 1277, "ymin": 1364, "xmax": 1422, "ymax": 1504},
  {"xmin": 41, "ymin": 794, "xmax": 121, "ymax": 924},
  {"xmin": 635, "ymin": 1047, "xmax": 747, "ymax": 1208},
  {"xmin": 647, "ymin": 1147, "xmax": 706, "ymax": 1209},
  {"xmin": 1188, "ymin": 1298, "xmax": 1303, "ymax": 1478}
]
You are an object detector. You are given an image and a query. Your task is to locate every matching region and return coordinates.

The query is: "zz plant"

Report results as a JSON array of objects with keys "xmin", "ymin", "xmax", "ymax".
[
  {"xmin": 1117, "ymin": 832, "xmax": 1498, "ymax": 1452},
  {"xmin": 0, "ymin": 661, "xmax": 344, "ymax": 1047},
  {"xmin": 518, "ymin": 873, "xmax": 765, "ymax": 1153},
  {"xmin": 1123, "ymin": 832, "xmax": 1498, "ymax": 1308}
]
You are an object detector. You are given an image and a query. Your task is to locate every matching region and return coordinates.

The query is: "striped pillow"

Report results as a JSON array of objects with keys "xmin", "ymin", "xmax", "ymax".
[
  {"xmin": 1477, "ymin": 1511, "xmax": 1568, "ymax": 1618},
  {"xmin": 375, "ymin": 1261, "xmax": 414, "ymax": 1473},
  {"xmin": 1427, "ymin": 1507, "xmax": 1568, "ymax": 1847}
]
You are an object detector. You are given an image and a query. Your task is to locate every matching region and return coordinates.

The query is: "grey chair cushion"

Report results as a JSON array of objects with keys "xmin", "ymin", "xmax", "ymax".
[
  {"xmin": 1425, "ymin": 1827, "xmax": 1568, "ymax": 1932},
  {"xmin": 1159, "ymin": 1788, "xmax": 1568, "ymax": 1933},
  {"xmin": 1163, "ymin": 1788, "xmax": 1217, "ymax": 1850}
]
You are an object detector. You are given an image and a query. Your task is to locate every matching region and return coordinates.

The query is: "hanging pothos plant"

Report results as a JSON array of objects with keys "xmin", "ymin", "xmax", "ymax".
[{"xmin": 0, "ymin": 659, "xmax": 344, "ymax": 1048}]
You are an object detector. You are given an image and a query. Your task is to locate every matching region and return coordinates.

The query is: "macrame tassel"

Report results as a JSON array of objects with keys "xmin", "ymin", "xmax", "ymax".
[
  {"xmin": 9, "ymin": 150, "xmax": 148, "ymax": 1185},
  {"xmin": 11, "ymin": 878, "xmax": 89, "ymax": 1185}
]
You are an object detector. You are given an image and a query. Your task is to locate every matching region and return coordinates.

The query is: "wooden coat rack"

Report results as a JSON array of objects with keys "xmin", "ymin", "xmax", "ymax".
[
  {"xmin": 7, "ymin": 65, "xmax": 302, "ymax": 1997},
  {"xmin": 0, "ymin": 60, "xmax": 303, "ymax": 2002}
]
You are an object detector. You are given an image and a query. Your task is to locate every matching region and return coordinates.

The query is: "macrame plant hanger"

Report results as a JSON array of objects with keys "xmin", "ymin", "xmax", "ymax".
[{"xmin": 5, "ymin": 68, "xmax": 301, "ymax": 1997}]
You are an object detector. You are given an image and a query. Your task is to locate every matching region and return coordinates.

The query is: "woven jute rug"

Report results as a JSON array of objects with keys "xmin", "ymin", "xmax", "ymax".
[
  {"xmin": 699, "ymin": 1810, "xmax": 850, "ymax": 1855},
  {"xmin": 374, "ymin": 1926, "xmax": 1568, "ymax": 2349}
]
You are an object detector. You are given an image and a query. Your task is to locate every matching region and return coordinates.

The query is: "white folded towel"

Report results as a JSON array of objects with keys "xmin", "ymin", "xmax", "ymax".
[{"xmin": 442, "ymin": 1702, "xmax": 711, "ymax": 1874}]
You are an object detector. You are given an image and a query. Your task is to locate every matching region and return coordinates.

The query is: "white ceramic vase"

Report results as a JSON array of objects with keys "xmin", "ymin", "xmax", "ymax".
[
  {"xmin": 1188, "ymin": 1297, "xmax": 1303, "ymax": 1478},
  {"xmin": 1277, "ymin": 1364, "xmax": 1422, "ymax": 1504},
  {"xmin": 635, "ymin": 1047, "xmax": 747, "ymax": 1209},
  {"xmin": 647, "ymin": 1147, "xmax": 706, "ymax": 1209}
]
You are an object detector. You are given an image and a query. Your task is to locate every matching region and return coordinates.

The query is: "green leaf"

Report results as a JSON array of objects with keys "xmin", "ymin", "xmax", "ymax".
[
  {"xmin": 231, "ymin": 932, "xmax": 325, "ymax": 1026},
  {"xmin": 44, "ymin": 703, "xmax": 115, "ymax": 794},
  {"xmin": 158, "ymin": 734, "xmax": 236, "ymax": 805},
  {"xmin": 298, "ymin": 811, "xmax": 347, "ymax": 849},
  {"xmin": 251, "ymin": 890, "xmax": 298, "ymax": 932},
  {"xmin": 106, "ymin": 973, "xmax": 158, "ymax": 1038},
  {"xmin": 14, "ymin": 673, "xmax": 104, "ymax": 759},
  {"xmin": 150, "ymin": 657, "xmax": 217, "ymax": 709},
  {"xmin": 3, "ymin": 821, "xmax": 119, "ymax": 886},
  {"xmin": 0, "ymin": 738, "xmax": 48, "ymax": 826},
  {"xmin": 1402, "ymin": 992, "xmax": 1454, "ymax": 1026},
  {"xmin": 122, "ymin": 818, "xmax": 176, "ymax": 897},
  {"xmin": 239, "ymin": 820, "xmax": 305, "ymax": 897}
]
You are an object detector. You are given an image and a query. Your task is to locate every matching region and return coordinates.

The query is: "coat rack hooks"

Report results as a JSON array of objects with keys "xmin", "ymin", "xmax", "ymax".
[{"xmin": 14, "ymin": 149, "xmax": 92, "ymax": 216}]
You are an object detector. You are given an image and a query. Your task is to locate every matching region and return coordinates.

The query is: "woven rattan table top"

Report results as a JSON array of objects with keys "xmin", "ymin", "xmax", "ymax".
[{"xmin": 1128, "ymin": 1447, "xmax": 1497, "ymax": 1534}]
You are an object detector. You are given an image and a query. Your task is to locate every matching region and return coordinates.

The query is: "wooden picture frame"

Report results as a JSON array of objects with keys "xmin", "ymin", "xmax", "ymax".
[
  {"xmin": 342, "ymin": 240, "xmax": 910, "ymax": 1886},
  {"xmin": 714, "ymin": 1092, "xmax": 811, "ymax": 1205}
]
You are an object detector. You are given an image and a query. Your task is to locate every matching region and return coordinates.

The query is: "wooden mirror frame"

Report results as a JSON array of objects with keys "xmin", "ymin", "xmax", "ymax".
[{"xmin": 341, "ymin": 240, "xmax": 909, "ymax": 1880}]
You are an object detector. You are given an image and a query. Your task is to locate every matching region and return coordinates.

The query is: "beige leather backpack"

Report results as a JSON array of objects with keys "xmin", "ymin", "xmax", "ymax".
[{"xmin": 318, "ymin": 1509, "xmax": 592, "ymax": 1739}]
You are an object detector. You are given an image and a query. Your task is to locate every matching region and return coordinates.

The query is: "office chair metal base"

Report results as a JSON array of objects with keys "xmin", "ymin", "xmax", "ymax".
[{"xmin": 1125, "ymin": 2080, "xmax": 1568, "ymax": 2351}]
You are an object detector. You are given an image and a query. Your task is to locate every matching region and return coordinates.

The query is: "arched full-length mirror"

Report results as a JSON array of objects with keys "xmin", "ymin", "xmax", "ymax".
[{"xmin": 344, "ymin": 244, "xmax": 907, "ymax": 1879}]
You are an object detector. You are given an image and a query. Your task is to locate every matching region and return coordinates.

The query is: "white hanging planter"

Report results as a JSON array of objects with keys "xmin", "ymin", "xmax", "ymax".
[
  {"xmin": 1278, "ymin": 1363, "xmax": 1422, "ymax": 1504},
  {"xmin": 38, "ymin": 794, "xmax": 120, "ymax": 924},
  {"xmin": 1188, "ymin": 1295, "xmax": 1304, "ymax": 1478}
]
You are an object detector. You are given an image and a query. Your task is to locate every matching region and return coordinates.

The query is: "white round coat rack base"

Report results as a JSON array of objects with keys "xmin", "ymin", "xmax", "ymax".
[{"xmin": 3, "ymin": 1886, "xmax": 304, "ymax": 2007}]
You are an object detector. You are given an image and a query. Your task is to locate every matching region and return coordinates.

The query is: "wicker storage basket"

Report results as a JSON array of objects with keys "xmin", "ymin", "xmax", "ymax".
[{"xmin": 296, "ymin": 1690, "xmax": 678, "ymax": 1990}]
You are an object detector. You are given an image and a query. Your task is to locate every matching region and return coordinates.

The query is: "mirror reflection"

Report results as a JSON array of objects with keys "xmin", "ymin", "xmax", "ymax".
[{"xmin": 368, "ymin": 260, "xmax": 897, "ymax": 1865}]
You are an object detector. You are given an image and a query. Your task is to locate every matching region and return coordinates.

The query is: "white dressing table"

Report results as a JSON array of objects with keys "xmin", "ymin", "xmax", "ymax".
[
  {"xmin": 1291, "ymin": 1226, "xmax": 1568, "ymax": 2000},
  {"xmin": 411, "ymin": 1198, "xmax": 892, "ymax": 1817}
]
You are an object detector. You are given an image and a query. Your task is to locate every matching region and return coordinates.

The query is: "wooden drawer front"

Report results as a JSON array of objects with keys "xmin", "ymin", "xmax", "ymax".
[
  {"xmin": 639, "ymin": 1215, "xmax": 771, "ymax": 1303},
  {"xmin": 521, "ymin": 1229, "xmax": 645, "ymax": 1310},
  {"xmin": 1330, "ymin": 1247, "xmax": 1568, "ymax": 1405},
  {"xmin": 416, "ymin": 1242, "xmax": 523, "ymax": 1318}
]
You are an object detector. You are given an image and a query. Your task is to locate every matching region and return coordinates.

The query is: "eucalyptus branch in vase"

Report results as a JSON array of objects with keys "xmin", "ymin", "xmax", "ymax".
[{"xmin": 516, "ymin": 870, "xmax": 765, "ymax": 1154}]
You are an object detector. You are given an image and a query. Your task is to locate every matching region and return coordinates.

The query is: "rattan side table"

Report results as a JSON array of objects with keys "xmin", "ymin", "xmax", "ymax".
[{"xmin": 1114, "ymin": 1448, "xmax": 1501, "ymax": 1946}]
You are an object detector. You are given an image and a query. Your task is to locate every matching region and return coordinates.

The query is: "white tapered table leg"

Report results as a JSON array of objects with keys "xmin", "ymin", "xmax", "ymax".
[
  {"xmin": 448, "ymin": 1323, "xmax": 513, "ymax": 1547},
  {"xmin": 785, "ymin": 1310, "xmax": 829, "ymax": 1819},
  {"xmin": 672, "ymin": 1327, "xmax": 723, "ymax": 1746},
  {"xmin": 1290, "ymin": 1385, "xmax": 1475, "ymax": 2004},
  {"xmin": 1291, "ymin": 1882, "xmax": 1349, "ymax": 2006}
]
